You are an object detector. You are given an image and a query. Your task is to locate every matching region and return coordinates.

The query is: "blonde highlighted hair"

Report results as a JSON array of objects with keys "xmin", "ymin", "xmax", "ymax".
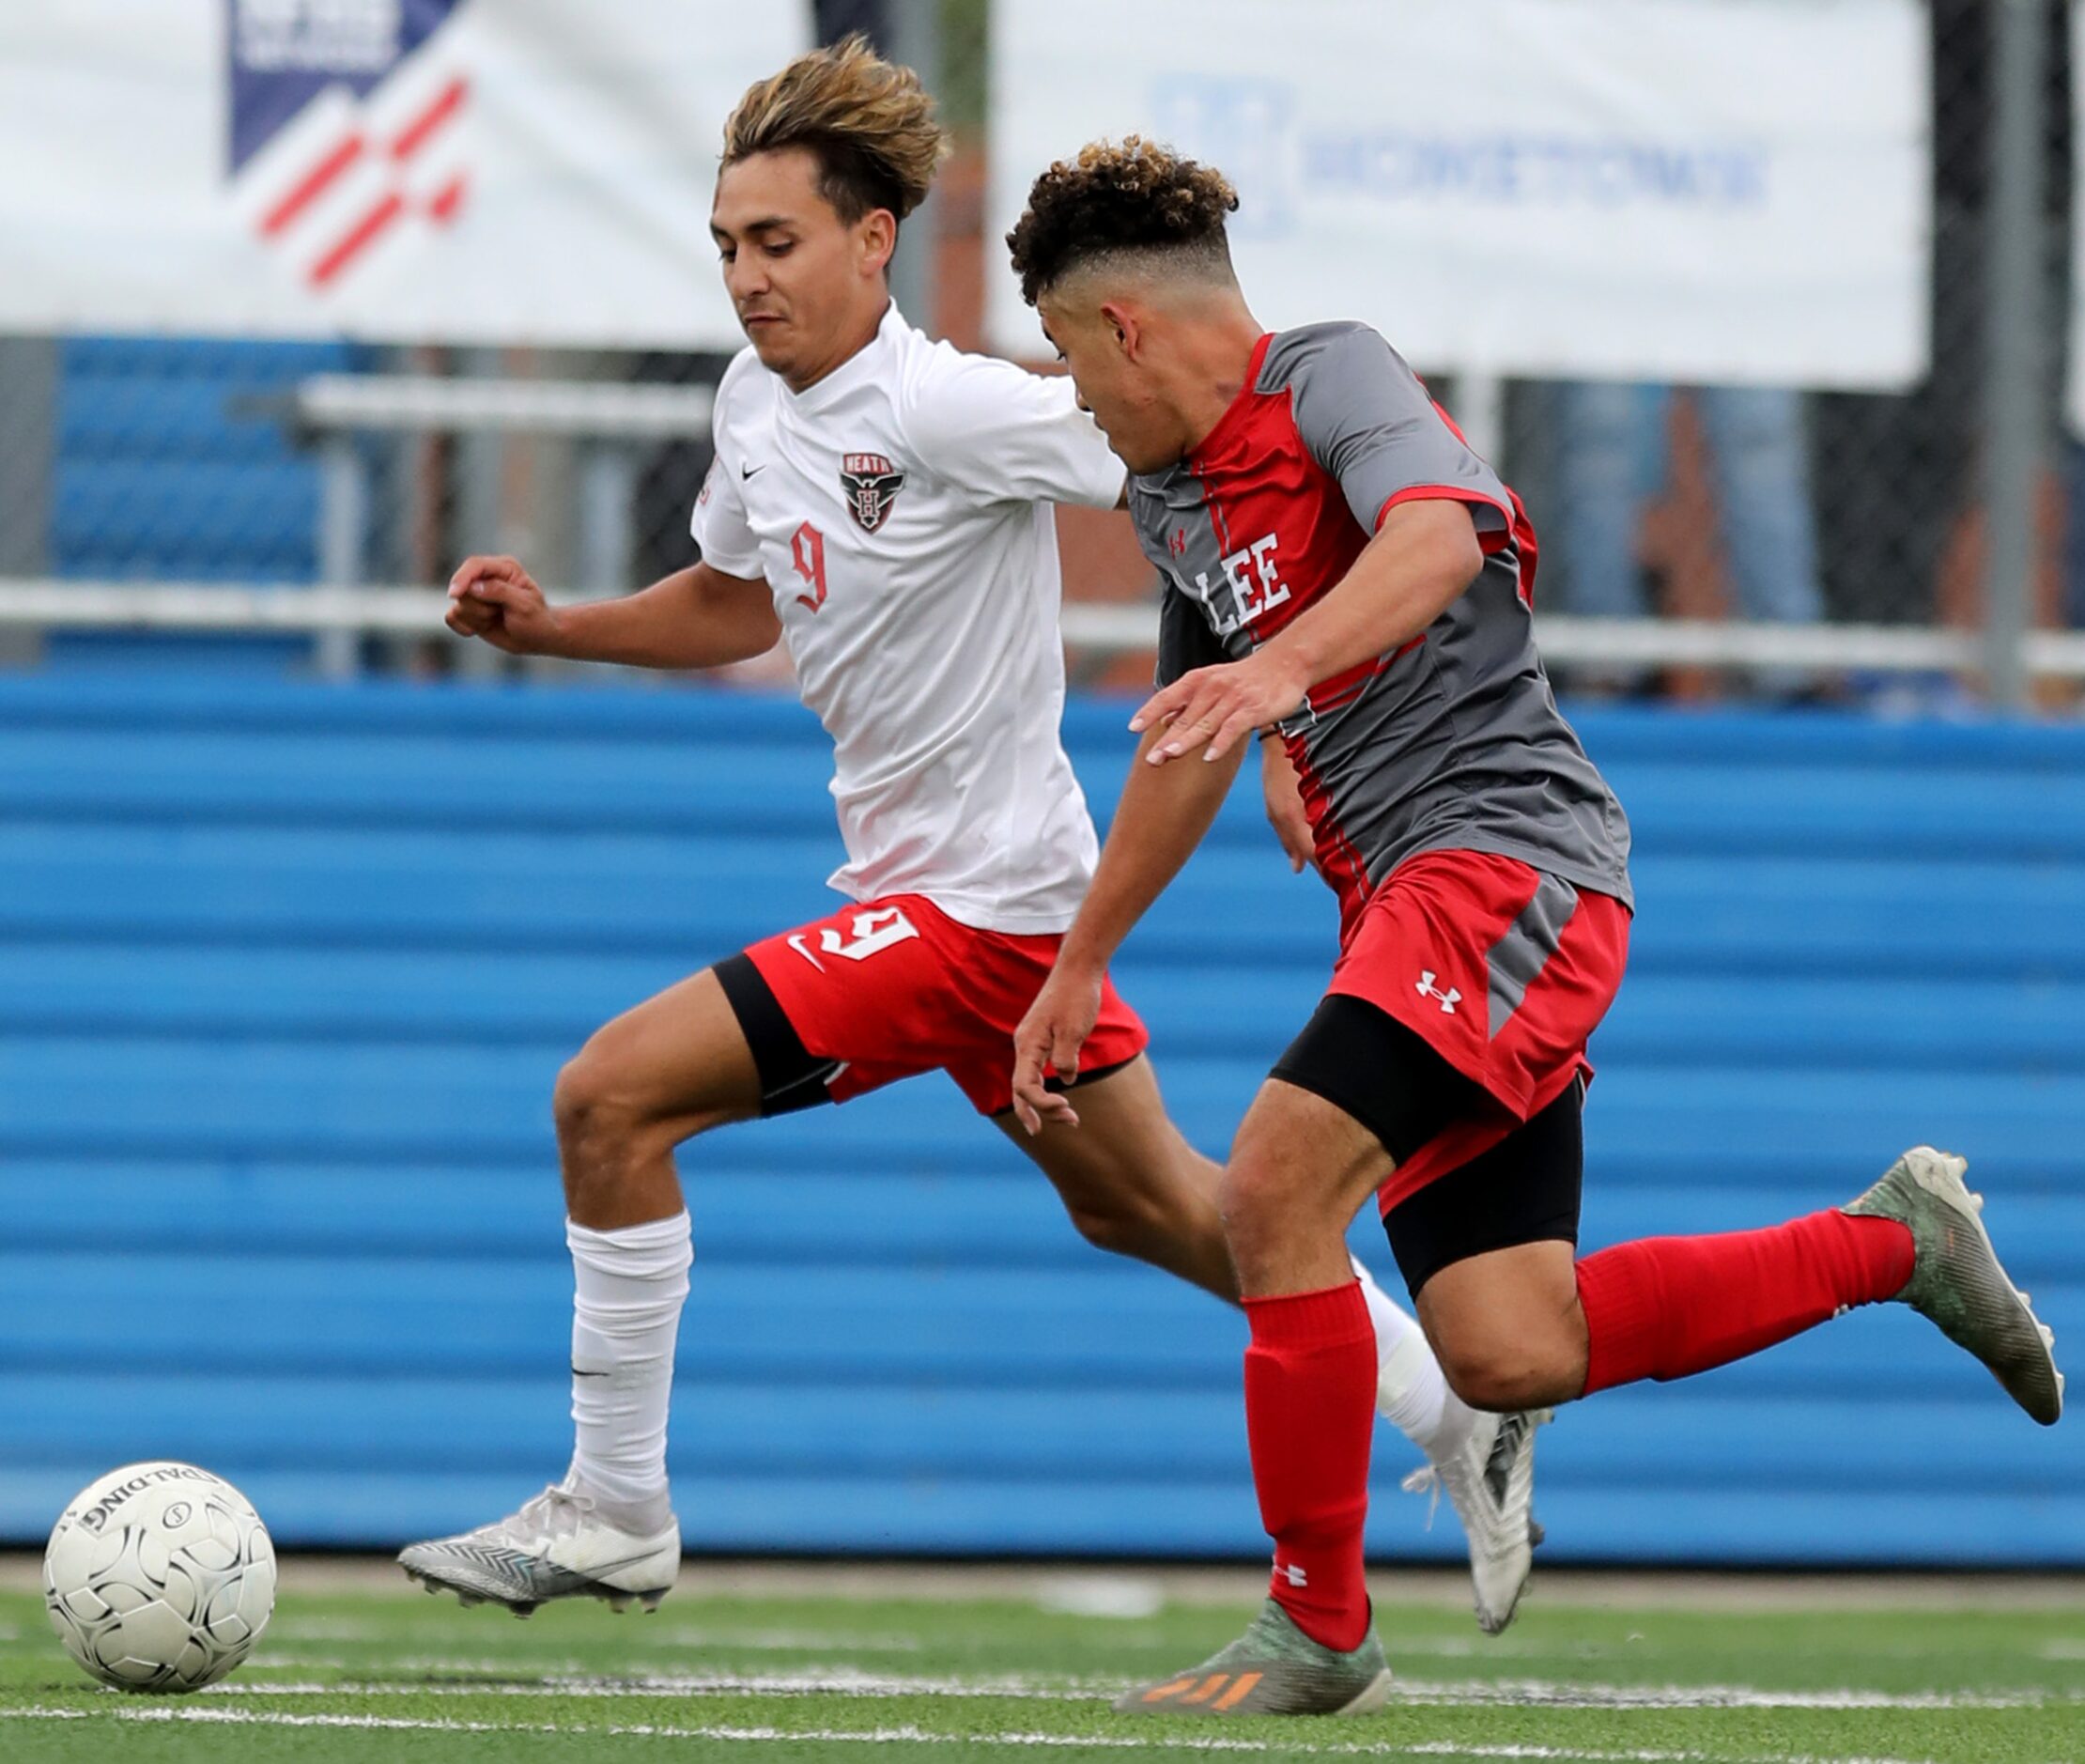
[{"xmin": 722, "ymin": 34, "xmax": 950, "ymax": 224}]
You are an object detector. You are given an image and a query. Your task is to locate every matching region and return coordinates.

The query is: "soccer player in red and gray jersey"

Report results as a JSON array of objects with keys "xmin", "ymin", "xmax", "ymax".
[{"xmin": 1007, "ymin": 139, "xmax": 2064, "ymax": 1716}]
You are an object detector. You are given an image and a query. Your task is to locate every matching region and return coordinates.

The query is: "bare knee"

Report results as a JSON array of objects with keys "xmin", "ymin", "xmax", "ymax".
[
  {"xmin": 1414, "ymin": 1241, "xmax": 1587, "ymax": 1410},
  {"xmin": 1217, "ymin": 1163, "xmax": 1282, "ymax": 1276},
  {"xmin": 1031, "ymin": 1110, "xmax": 1223, "ymax": 1266},
  {"xmin": 1016, "ymin": 1097, "xmax": 1237, "ymax": 1302},
  {"xmin": 1436, "ymin": 1343, "xmax": 1555, "ymax": 1411},
  {"xmin": 1218, "ymin": 1158, "xmax": 1342, "ymax": 1292},
  {"xmin": 555, "ymin": 1042, "xmax": 655, "ymax": 1155},
  {"xmin": 1428, "ymin": 1314, "xmax": 1586, "ymax": 1410},
  {"xmin": 1059, "ymin": 1185, "xmax": 1180, "ymax": 1259},
  {"xmin": 553, "ymin": 1035, "xmax": 703, "ymax": 1215},
  {"xmin": 1054, "ymin": 1142, "xmax": 1215, "ymax": 1261}
]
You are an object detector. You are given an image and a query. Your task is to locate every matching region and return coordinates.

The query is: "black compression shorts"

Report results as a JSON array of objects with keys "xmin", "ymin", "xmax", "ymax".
[{"xmin": 1270, "ymin": 992, "xmax": 1585, "ymax": 1295}]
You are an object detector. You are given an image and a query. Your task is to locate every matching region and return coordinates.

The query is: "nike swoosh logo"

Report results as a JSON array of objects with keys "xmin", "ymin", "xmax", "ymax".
[
  {"xmin": 576, "ymin": 1549, "xmax": 671, "ymax": 1575},
  {"xmin": 741, "ymin": 463, "xmax": 763, "ymax": 480},
  {"xmin": 571, "ymin": 1367, "xmax": 610, "ymax": 1379}
]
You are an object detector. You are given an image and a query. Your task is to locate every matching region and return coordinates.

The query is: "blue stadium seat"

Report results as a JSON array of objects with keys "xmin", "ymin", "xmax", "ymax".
[{"xmin": 0, "ymin": 681, "xmax": 2078, "ymax": 1563}]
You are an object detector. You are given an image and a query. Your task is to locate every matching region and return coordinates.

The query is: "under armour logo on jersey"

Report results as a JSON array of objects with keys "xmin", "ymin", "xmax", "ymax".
[
  {"xmin": 840, "ymin": 451, "xmax": 905, "ymax": 534},
  {"xmin": 1415, "ymin": 970, "xmax": 1460, "ymax": 1014},
  {"xmin": 1275, "ymin": 1561, "xmax": 1308, "ymax": 1587},
  {"xmin": 1168, "ymin": 528, "xmax": 1188, "ymax": 557}
]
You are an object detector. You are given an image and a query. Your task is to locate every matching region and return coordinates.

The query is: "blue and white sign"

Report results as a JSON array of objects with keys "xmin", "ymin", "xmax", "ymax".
[
  {"xmin": 0, "ymin": 1, "xmax": 807, "ymax": 346},
  {"xmin": 989, "ymin": 0, "xmax": 1930, "ymax": 389},
  {"xmin": 2067, "ymin": 2, "xmax": 2085, "ymax": 433}
]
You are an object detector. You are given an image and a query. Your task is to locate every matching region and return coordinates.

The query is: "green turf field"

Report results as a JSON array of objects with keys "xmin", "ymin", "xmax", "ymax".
[{"xmin": 3, "ymin": 1569, "xmax": 2082, "ymax": 1763}]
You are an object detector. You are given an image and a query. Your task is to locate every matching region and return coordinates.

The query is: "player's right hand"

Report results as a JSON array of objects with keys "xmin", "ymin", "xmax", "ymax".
[
  {"xmin": 445, "ymin": 555, "xmax": 564, "ymax": 656},
  {"xmin": 1011, "ymin": 967, "xmax": 1104, "ymax": 1136}
]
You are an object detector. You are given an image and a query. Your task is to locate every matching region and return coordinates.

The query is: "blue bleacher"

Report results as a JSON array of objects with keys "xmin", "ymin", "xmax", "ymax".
[{"xmin": 1, "ymin": 676, "xmax": 2079, "ymax": 1565}]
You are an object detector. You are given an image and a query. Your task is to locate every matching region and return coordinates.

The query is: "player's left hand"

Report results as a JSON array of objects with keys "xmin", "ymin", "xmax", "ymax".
[
  {"xmin": 1011, "ymin": 966, "xmax": 1104, "ymax": 1135},
  {"xmin": 1260, "ymin": 732, "xmax": 1319, "ymax": 874},
  {"xmin": 1130, "ymin": 649, "xmax": 1310, "ymax": 766}
]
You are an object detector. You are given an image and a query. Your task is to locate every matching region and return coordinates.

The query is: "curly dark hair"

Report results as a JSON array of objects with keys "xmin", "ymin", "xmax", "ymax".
[{"xmin": 1007, "ymin": 135, "xmax": 1239, "ymax": 306}]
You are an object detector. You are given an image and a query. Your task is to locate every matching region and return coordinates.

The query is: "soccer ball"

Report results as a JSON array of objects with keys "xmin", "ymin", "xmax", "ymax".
[{"xmin": 43, "ymin": 1462, "xmax": 276, "ymax": 1692}]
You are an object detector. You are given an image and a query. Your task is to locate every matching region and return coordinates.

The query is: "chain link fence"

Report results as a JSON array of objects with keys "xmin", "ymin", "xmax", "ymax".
[{"xmin": 0, "ymin": 0, "xmax": 2077, "ymax": 704}]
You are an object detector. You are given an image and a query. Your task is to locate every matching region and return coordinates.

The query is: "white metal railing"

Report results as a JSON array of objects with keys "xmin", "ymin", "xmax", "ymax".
[
  {"xmin": 4, "ymin": 579, "xmax": 2084, "ymax": 680},
  {"xmin": 243, "ymin": 373, "xmax": 718, "ymax": 674},
  {"xmin": 145, "ymin": 369, "xmax": 2074, "ymax": 692},
  {"xmin": 279, "ymin": 375, "xmax": 715, "ymax": 440}
]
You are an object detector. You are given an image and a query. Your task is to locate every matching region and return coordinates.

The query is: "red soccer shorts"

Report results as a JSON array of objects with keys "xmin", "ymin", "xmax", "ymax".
[
  {"xmin": 1321, "ymin": 849, "xmax": 1631, "ymax": 1213},
  {"xmin": 740, "ymin": 892, "xmax": 1149, "ymax": 1116}
]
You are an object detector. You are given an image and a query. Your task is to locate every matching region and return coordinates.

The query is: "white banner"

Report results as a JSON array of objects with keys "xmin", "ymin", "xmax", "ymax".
[
  {"xmin": 2070, "ymin": 2, "xmax": 2085, "ymax": 433},
  {"xmin": 0, "ymin": 0, "xmax": 808, "ymax": 348},
  {"xmin": 988, "ymin": 0, "xmax": 1929, "ymax": 389}
]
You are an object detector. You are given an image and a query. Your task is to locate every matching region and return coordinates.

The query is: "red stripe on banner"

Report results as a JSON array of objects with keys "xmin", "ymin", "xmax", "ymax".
[
  {"xmin": 261, "ymin": 134, "xmax": 364, "ymax": 238},
  {"xmin": 393, "ymin": 76, "xmax": 467, "ymax": 161},
  {"xmin": 310, "ymin": 191, "xmax": 406, "ymax": 286},
  {"xmin": 427, "ymin": 175, "xmax": 467, "ymax": 222}
]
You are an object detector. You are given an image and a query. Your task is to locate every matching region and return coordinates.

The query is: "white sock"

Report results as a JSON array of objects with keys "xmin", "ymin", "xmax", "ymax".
[
  {"xmin": 1351, "ymin": 1254, "xmax": 1477, "ymax": 1461},
  {"xmin": 567, "ymin": 1211, "xmax": 691, "ymax": 1531}
]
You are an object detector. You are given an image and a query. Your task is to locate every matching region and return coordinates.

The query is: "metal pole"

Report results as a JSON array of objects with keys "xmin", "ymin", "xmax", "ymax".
[
  {"xmin": 564, "ymin": 440, "xmax": 647, "ymax": 686},
  {"xmin": 454, "ymin": 346, "xmax": 506, "ymax": 680},
  {"xmin": 577, "ymin": 442, "xmax": 636, "ymax": 596},
  {"xmin": 885, "ymin": 0, "xmax": 941, "ymax": 333},
  {"xmin": 1982, "ymin": 0, "xmax": 2046, "ymax": 711},
  {"xmin": 1454, "ymin": 372, "xmax": 1508, "ymax": 477},
  {"xmin": 317, "ymin": 437, "xmax": 366, "ymax": 681},
  {"xmin": 0, "ymin": 338, "xmax": 54, "ymax": 666}
]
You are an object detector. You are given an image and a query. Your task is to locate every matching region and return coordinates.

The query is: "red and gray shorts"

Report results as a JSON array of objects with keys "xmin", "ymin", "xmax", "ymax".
[{"xmin": 1274, "ymin": 847, "xmax": 1630, "ymax": 1226}]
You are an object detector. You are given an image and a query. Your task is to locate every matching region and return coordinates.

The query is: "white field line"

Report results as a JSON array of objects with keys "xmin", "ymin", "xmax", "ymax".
[
  {"xmin": 252, "ymin": 1631, "xmax": 934, "ymax": 1669},
  {"xmin": 658, "ymin": 1628, "xmax": 926, "ymax": 1653},
  {"xmin": 272, "ymin": 1634, "xmax": 925, "ymax": 1667},
  {"xmin": 381, "ymin": 1655, "xmax": 597, "ymax": 1675},
  {"xmin": 196, "ymin": 1669, "xmax": 2083, "ymax": 1712},
  {"xmin": 265, "ymin": 1619, "xmax": 390, "ymax": 1642},
  {"xmin": 0, "ymin": 1705, "xmax": 1952, "ymax": 1764},
  {"xmin": 1407, "ymin": 1679, "xmax": 2075, "ymax": 1712}
]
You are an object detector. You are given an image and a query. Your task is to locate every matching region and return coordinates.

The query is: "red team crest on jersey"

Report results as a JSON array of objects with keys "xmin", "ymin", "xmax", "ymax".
[{"xmin": 840, "ymin": 453, "xmax": 905, "ymax": 533}]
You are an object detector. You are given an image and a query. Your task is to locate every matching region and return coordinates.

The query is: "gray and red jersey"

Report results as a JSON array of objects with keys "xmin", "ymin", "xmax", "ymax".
[{"xmin": 1130, "ymin": 321, "xmax": 1633, "ymax": 934}]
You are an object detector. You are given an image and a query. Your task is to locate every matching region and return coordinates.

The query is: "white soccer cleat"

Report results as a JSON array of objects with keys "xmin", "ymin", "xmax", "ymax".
[
  {"xmin": 396, "ymin": 1479, "xmax": 680, "ymax": 1617},
  {"xmin": 1402, "ymin": 1407, "xmax": 1548, "ymax": 1635}
]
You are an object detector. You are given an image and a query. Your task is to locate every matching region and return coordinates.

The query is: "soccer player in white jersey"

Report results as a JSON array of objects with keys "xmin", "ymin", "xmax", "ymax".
[{"xmin": 396, "ymin": 38, "xmax": 1543, "ymax": 1631}]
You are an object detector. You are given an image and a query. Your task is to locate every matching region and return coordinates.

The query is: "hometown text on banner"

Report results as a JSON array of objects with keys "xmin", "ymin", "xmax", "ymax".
[
  {"xmin": 987, "ymin": 0, "xmax": 1931, "ymax": 390},
  {"xmin": 0, "ymin": 0, "xmax": 808, "ymax": 348}
]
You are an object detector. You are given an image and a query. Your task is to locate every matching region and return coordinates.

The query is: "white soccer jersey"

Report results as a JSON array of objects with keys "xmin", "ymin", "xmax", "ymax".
[{"xmin": 689, "ymin": 303, "xmax": 1126, "ymax": 935}]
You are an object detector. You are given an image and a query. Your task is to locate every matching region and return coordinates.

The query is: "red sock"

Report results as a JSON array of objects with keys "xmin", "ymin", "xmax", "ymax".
[
  {"xmin": 1577, "ymin": 1209, "xmax": 1914, "ymax": 1394},
  {"xmin": 1242, "ymin": 1280, "xmax": 1376, "ymax": 1653}
]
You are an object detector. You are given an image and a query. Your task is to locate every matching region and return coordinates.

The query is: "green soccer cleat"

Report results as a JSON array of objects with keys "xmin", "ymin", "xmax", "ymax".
[
  {"xmin": 1845, "ymin": 1145, "xmax": 2064, "ymax": 1426},
  {"xmin": 1114, "ymin": 1597, "xmax": 1393, "ymax": 1716}
]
